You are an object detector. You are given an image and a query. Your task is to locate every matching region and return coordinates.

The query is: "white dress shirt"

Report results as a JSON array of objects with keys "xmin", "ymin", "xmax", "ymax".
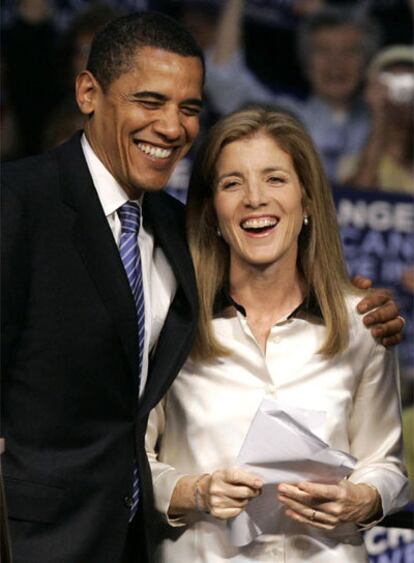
[
  {"xmin": 146, "ymin": 293, "xmax": 409, "ymax": 562},
  {"xmin": 81, "ymin": 135, "xmax": 177, "ymax": 397}
]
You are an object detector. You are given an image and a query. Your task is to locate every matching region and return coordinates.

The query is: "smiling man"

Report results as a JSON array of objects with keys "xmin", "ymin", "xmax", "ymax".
[
  {"xmin": 77, "ymin": 45, "xmax": 203, "ymax": 194},
  {"xmin": 0, "ymin": 10, "xmax": 405, "ymax": 563},
  {"xmin": 1, "ymin": 12, "xmax": 203, "ymax": 563}
]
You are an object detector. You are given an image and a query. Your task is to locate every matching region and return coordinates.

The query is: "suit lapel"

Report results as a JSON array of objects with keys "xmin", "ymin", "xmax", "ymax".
[
  {"xmin": 55, "ymin": 134, "xmax": 140, "ymax": 391},
  {"xmin": 54, "ymin": 137, "xmax": 197, "ymax": 410},
  {"xmin": 142, "ymin": 192, "xmax": 198, "ymax": 307},
  {"xmin": 139, "ymin": 192, "xmax": 198, "ymax": 416}
]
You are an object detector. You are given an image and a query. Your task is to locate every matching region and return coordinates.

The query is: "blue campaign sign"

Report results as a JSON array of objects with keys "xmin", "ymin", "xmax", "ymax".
[
  {"xmin": 333, "ymin": 186, "xmax": 414, "ymax": 370},
  {"xmin": 364, "ymin": 527, "xmax": 414, "ymax": 563},
  {"xmin": 334, "ymin": 187, "xmax": 414, "ymax": 562}
]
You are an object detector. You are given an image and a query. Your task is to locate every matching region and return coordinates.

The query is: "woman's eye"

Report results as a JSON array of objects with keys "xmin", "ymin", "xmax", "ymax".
[
  {"xmin": 222, "ymin": 181, "xmax": 239, "ymax": 190},
  {"xmin": 268, "ymin": 176, "xmax": 285, "ymax": 184}
]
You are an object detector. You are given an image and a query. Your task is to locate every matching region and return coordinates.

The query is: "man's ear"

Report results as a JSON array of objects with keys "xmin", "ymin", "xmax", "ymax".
[{"xmin": 76, "ymin": 71, "xmax": 101, "ymax": 116}]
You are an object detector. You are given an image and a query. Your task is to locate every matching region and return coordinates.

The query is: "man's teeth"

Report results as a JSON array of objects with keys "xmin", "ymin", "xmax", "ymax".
[
  {"xmin": 241, "ymin": 217, "xmax": 278, "ymax": 229},
  {"xmin": 137, "ymin": 143, "xmax": 172, "ymax": 159}
]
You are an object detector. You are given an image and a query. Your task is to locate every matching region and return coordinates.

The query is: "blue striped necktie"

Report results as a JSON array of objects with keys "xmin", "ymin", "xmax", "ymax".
[{"xmin": 118, "ymin": 201, "xmax": 145, "ymax": 521}]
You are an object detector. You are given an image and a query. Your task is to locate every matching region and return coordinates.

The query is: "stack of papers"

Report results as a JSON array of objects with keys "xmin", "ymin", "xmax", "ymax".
[{"xmin": 228, "ymin": 398, "xmax": 356, "ymax": 546}]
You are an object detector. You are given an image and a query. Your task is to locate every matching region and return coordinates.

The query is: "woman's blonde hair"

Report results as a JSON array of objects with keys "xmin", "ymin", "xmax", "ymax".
[{"xmin": 186, "ymin": 107, "xmax": 355, "ymax": 361}]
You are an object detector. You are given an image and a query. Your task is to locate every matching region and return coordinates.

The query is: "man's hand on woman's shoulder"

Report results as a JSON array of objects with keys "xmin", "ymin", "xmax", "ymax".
[{"xmin": 352, "ymin": 275, "xmax": 405, "ymax": 347}]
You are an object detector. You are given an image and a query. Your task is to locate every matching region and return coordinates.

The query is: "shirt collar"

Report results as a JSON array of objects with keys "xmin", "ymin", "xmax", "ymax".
[
  {"xmin": 214, "ymin": 286, "xmax": 323, "ymax": 321},
  {"xmin": 81, "ymin": 133, "xmax": 143, "ymax": 216}
]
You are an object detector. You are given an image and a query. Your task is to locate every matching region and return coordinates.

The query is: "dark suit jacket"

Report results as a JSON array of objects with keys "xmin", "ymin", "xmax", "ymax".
[{"xmin": 1, "ymin": 133, "xmax": 198, "ymax": 563}]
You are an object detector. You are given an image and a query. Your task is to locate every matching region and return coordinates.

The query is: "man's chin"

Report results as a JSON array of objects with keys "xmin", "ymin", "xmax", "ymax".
[{"xmin": 125, "ymin": 177, "xmax": 170, "ymax": 199}]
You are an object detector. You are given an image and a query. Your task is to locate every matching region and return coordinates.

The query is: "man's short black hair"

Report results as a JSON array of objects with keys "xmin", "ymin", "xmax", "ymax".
[{"xmin": 87, "ymin": 11, "xmax": 205, "ymax": 91}]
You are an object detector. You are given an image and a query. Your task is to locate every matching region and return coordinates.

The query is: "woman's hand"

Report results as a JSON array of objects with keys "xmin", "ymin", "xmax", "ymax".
[
  {"xmin": 352, "ymin": 276, "xmax": 405, "ymax": 346},
  {"xmin": 201, "ymin": 468, "xmax": 263, "ymax": 520},
  {"xmin": 277, "ymin": 480, "xmax": 382, "ymax": 530}
]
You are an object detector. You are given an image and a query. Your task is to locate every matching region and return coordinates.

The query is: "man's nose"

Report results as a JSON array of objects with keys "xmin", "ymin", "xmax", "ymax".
[{"xmin": 153, "ymin": 105, "xmax": 182, "ymax": 141}]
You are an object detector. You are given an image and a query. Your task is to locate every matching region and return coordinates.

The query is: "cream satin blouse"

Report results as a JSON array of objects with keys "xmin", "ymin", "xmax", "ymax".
[{"xmin": 146, "ymin": 294, "xmax": 409, "ymax": 562}]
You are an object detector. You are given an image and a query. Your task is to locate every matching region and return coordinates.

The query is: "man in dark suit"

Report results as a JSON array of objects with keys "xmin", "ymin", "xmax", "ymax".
[
  {"xmin": 0, "ymin": 10, "xmax": 405, "ymax": 563},
  {"xmin": 1, "ymin": 12, "xmax": 203, "ymax": 563}
]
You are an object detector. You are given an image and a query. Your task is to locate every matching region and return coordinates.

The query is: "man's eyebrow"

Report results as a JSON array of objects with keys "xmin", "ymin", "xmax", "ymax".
[
  {"xmin": 131, "ymin": 91, "xmax": 167, "ymax": 101},
  {"xmin": 131, "ymin": 91, "xmax": 203, "ymax": 108},
  {"xmin": 182, "ymin": 98, "xmax": 204, "ymax": 109}
]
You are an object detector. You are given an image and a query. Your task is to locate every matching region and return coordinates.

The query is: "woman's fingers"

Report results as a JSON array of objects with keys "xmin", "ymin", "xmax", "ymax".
[
  {"xmin": 295, "ymin": 481, "xmax": 343, "ymax": 501},
  {"xmin": 223, "ymin": 467, "xmax": 264, "ymax": 489},
  {"xmin": 277, "ymin": 483, "xmax": 314, "ymax": 503},
  {"xmin": 278, "ymin": 482, "xmax": 341, "ymax": 505},
  {"xmin": 277, "ymin": 482, "xmax": 347, "ymax": 529},
  {"xmin": 277, "ymin": 494, "xmax": 338, "ymax": 529},
  {"xmin": 207, "ymin": 468, "xmax": 263, "ymax": 519},
  {"xmin": 209, "ymin": 495, "xmax": 249, "ymax": 509},
  {"xmin": 210, "ymin": 482, "xmax": 261, "ymax": 500},
  {"xmin": 209, "ymin": 505, "xmax": 247, "ymax": 519},
  {"xmin": 278, "ymin": 481, "xmax": 381, "ymax": 526},
  {"xmin": 208, "ymin": 483, "xmax": 260, "ymax": 511},
  {"xmin": 210, "ymin": 468, "xmax": 263, "ymax": 498},
  {"xmin": 283, "ymin": 505, "xmax": 337, "ymax": 530}
]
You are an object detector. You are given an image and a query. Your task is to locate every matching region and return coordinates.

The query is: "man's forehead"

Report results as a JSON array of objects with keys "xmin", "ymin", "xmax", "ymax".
[
  {"xmin": 129, "ymin": 45, "xmax": 203, "ymax": 72},
  {"xmin": 112, "ymin": 47, "xmax": 203, "ymax": 97}
]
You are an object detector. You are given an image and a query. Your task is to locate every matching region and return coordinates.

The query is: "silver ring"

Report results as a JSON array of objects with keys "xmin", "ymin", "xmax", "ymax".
[
  {"xmin": 310, "ymin": 509, "xmax": 316, "ymax": 521},
  {"xmin": 397, "ymin": 315, "xmax": 406, "ymax": 326}
]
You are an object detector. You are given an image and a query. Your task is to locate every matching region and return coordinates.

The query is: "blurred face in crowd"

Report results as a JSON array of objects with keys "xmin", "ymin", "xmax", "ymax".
[
  {"xmin": 307, "ymin": 24, "xmax": 366, "ymax": 109},
  {"xmin": 378, "ymin": 63, "xmax": 414, "ymax": 125},
  {"xmin": 76, "ymin": 46, "xmax": 203, "ymax": 198},
  {"xmin": 180, "ymin": 7, "xmax": 217, "ymax": 51},
  {"xmin": 213, "ymin": 132, "xmax": 304, "ymax": 276}
]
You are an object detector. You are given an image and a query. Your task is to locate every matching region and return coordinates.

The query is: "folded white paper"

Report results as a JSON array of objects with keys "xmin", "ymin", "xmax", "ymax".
[{"xmin": 228, "ymin": 398, "xmax": 356, "ymax": 546}]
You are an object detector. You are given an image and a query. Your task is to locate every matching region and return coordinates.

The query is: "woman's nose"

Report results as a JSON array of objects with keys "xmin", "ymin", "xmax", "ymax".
[{"xmin": 244, "ymin": 182, "xmax": 268, "ymax": 208}]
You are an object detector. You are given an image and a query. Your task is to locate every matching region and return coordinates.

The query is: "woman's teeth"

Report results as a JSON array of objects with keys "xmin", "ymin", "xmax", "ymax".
[
  {"xmin": 137, "ymin": 143, "xmax": 172, "ymax": 159},
  {"xmin": 241, "ymin": 217, "xmax": 278, "ymax": 230}
]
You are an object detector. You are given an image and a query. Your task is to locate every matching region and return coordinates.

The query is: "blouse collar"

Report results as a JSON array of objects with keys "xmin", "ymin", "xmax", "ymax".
[{"xmin": 213, "ymin": 286, "xmax": 323, "ymax": 322}]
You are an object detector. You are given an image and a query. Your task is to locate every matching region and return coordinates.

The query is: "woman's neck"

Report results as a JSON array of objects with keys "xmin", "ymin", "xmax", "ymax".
[{"xmin": 229, "ymin": 260, "xmax": 305, "ymax": 352}]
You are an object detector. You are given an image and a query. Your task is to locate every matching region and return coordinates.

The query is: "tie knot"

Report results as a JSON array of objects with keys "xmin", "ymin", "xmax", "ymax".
[{"xmin": 118, "ymin": 201, "xmax": 141, "ymax": 234}]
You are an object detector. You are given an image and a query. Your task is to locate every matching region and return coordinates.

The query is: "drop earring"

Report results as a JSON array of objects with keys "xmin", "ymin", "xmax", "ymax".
[
  {"xmin": 303, "ymin": 215, "xmax": 309, "ymax": 226},
  {"xmin": 216, "ymin": 226, "xmax": 222, "ymax": 237}
]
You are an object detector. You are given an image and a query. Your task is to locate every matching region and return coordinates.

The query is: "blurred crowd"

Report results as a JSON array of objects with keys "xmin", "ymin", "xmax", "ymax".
[{"xmin": 1, "ymin": 0, "xmax": 413, "ymax": 197}]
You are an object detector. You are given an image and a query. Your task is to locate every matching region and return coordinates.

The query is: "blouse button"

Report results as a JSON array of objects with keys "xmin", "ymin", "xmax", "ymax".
[{"xmin": 267, "ymin": 384, "xmax": 276, "ymax": 395}]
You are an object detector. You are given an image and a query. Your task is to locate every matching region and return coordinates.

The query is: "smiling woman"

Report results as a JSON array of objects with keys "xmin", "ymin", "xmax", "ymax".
[
  {"xmin": 187, "ymin": 108, "xmax": 352, "ymax": 361},
  {"xmin": 214, "ymin": 134, "xmax": 304, "ymax": 282},
  {"xmin": 145, "ymin": 107, "xmax": 409, "ymax": 563}
]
